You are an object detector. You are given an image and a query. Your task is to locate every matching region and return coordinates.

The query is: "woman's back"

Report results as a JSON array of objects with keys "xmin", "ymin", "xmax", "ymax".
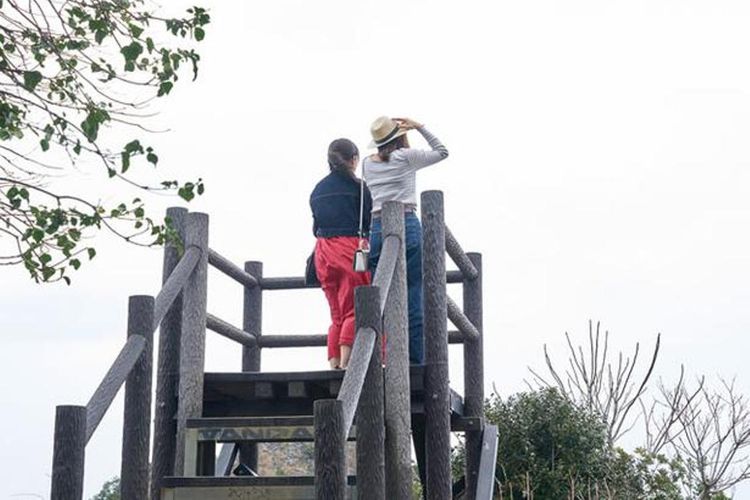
[{"xmin": 363, "ymin": 126, "xmax": 448, "ymax": 212}]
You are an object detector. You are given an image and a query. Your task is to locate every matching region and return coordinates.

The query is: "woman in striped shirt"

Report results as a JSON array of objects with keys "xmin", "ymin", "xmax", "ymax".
[{"xmin": 363, "ymin": 116, "xmax": 449, "ymax": 364}]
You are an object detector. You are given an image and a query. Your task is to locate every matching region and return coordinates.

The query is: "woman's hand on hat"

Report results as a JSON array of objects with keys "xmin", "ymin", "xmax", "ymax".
[{"xmin": 394, "ymin": 117, "xmax": 423, "ymax": 130}]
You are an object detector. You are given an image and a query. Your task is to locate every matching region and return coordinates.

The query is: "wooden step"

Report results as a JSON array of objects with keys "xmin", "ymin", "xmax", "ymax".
[
  {"xmin": 202, "ymin": 365, "xmax": 466, "ymax": 419},
  {"xmin": 186, "ymin": 416, "xmax": 357, "ymax": 443},
  {"xmin": 161, "ymin": 475, "xmax": 357, "ymax": 500}
]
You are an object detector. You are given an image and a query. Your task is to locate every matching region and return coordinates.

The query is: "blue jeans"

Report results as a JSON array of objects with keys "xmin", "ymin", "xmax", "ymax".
[{"xmin": 368, "ymin": 212, "xmax": 424, "ymax": 364}]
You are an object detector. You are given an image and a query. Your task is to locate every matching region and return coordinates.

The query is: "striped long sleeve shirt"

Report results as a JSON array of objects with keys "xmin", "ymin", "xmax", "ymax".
[{"xmin": 362, "ymin": 127, "xmax": 449, "ymax": 213}]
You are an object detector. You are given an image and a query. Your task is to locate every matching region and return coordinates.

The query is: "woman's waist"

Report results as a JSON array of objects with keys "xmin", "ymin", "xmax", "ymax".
[{"xmin": 371, "ymin": 203, "xmax": 417, "ymax": 219}]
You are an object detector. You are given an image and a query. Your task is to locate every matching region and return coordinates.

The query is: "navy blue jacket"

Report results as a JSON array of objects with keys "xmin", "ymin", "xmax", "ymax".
[{"xmin": 310, "ymin": 170, "xmax": 372, "ymax": 237}]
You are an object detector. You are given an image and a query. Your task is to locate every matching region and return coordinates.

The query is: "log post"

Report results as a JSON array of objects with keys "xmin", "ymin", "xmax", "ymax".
[
  {"xmin": 355, "ymin": 285, "xmax": 386, "ymax": 500},
  {"xmin": 463, "ymin": 252, "xmax": 484, "ymax": 498},
  {"xmin": 50, "ymin": 405, "xmax": 86, "ymax": 500},
  {"xmin": 151, "ymin": 207, "xmax": 187, "ymax": 499},
  {"xmin": 314, "ymin": 399, "xmax": 347, "ymax": 500},
  {"xmin": 382, "ymin": 201, "xmax": 412, "ymax": 499},
  {"xmin": 240, "ymin": 260, "xmax": 263, "ymax": 470},
  {"xmin": 174, "ymin": 212, "xmax": 209, "ymax": 475},
  {"xmin": 421, "ymin": 190, "xmax": 451, "ymax": 500},
  {"xmin": 121, "ymin": 295, "xmax": 154, "ymax": 500}
]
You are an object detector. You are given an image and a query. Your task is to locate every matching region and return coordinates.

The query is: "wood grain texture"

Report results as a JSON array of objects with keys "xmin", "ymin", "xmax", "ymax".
[
  {"xmin": 151, "ymin": 206, "xmax": 186, "ymax": 500},
  {"xmin": 382, "ymin": 201, "xmax": 413, "ymax": 500},
  {"xmin": 447, "ymin": 296, "xmax": 480, "ymax": 341},
  {"xmin": 121, "ymin": 295, "xmax": 154, "ymax": 500},
  {"xmin": 314, "ymin": 399, "xmax": 346, "ymax": 500},
  {"xmin": 85, "ymin": 335, "xmax": 146, "ymax": 442},
  {"xmin": 175, "ymin": 212, "xmax": 209, "ymax": 475},
  {"xmin": 153, "ymin": 246, "xmax": 200, "ymax": 327},
  {"xmin": 421, "ymin": 190, "xmax": 452, "ymax": 500},
  {"xmin": 50, "ymin": 405, "xmax": 86, "ymax": 500},
  {"xmin": 463, "ymin": 252, "xmax": 485, "ymax": 499},
  {"xmin": 444, "ymin": 225, "xmax": 479, "ymax": 280},
  {"xmin": 241, "ymin": 260, "xmax": 263, "ymax": 470},
  {"xmin": 208, "ymin": 248, "xmax": 259, "ymax": 288},
  {"xmin": 354, "ymin": 286, "xmax": 386, "ymax": 500},
  {"xmin": 206, "ymin": 313, "xmax": 257, "ymax": 347}
]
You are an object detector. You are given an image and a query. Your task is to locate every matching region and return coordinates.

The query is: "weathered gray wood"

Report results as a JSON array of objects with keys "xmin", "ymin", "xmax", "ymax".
[
  {"xmin": 336, "ymin": 326, "xmax": 376, "ymax": 432},
  {"xmin": 444, "ymin": 225, "xmax": 479, "ymax": 280},
  {"xmin": 355, "ymin": 285, "xmax": 386, "ymax": 500},
  {"xmin": 259, "ymin": 276, "xmax": 317, "ymax": 290},
  {"xmin": 421, "ymin": 190, "xmax": 452, "ymax": 500},
  {"xmin": 476, "ymin": 424, "xmax": 499, "ymax": 500},
  {"xmin": 446, "ymin": 270, "xmax": 464, "ymax": 284},
  {"xmin": 50, "ymin": 405, "xmax": 86, "ymax": 500},
  {"xmin": 241, "ymin": 260, "xmax": 263, "ymax": 471},
  {"xmin": 151, "ymin": 206, "xmax": 187, "ymax": 500},
  {"xmin": 259, "ymin": 334, "xmax": 327, "ymax": 348},
  {"xmin": 371, "ymin": 234, "xmax": 400, "ymax": 312},
  {"xmin": 447, "ymin": 296, "xmax": 480, "ymax": 341},
  {"xmin": 448, "ymin": 330, "xmax": 466, "ymax": 344},
  {"xmin": 85, "ymin": 334, "xmax": 146, "ymax": 442},
  {"xmin": 314, "ymin": 399, "xmax": 347, "ymax": 500},
  {"xmin": 153, "ymin": 246, "xmax": 200, "ymax": 327},
  {"xmin": 121, "ymin": 295, "xmax": 154, "ymax": 500},
  {"xmin": 206, "ymin": 313, "xmax": 258, "ymax": 347},
  {"xmin": 175, "ymin": 212, "xmax": 209, "ymax": 475},
  {"xmin": 258, "ymin": 273, "xmax": 461, "ymax": 289},
  {"xmin": 208, "ymin": 248, "xmax": 260, "ymax": 288},
  {"xmin": 381, "ymin": 200, "xmax": 413, "ymax": 500},
  {"xmin": 463, "ymin": 252, "xmax": 485, "ymax": 498}
]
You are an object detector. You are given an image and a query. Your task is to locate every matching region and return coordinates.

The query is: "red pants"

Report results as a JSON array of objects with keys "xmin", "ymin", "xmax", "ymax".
[{"xmin": 315, "ymin": 237, "xmax": 371, "ymax": 360}]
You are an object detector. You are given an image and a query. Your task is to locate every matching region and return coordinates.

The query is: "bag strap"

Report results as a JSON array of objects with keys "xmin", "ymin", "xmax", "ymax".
[{"xmin": 358, "ymin": 159, "xmax": 366, "ymax": 242}]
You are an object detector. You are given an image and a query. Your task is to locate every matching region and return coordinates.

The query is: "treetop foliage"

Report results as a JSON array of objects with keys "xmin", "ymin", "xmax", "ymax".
[{"xmin": 0, "ymin": 0, "xmax": 209, "ymax": 283}]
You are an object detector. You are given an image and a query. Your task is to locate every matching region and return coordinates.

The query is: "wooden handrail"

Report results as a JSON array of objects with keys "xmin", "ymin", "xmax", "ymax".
[
  {"xmin": 447, "ymin": 296, "xmax": 480, "ymax": 341},
  {"xmin": 445, "ymin": 225, "xmax": 479, "ymax": 280},
  {"xmin": 336, "ymin": 326, "xmax": 377, "ymax": 433},
  {"xmin": 206, "ymin": 313, "xmax": 258, "ymax": 346},
  {"xmin": 85, "ymin": 334, "xmax": 146, "ymax": 442},
  {"xmin": 257, "ymin": 269, "xmax": 464, "ymax": 291},
  {"xmin": 371, "ymin": 234, "xmax": 401, "ymax": 314},
  {"xmin": 208, "ymin": 248, "xmax": 259, "ymax": 288},
  {"xmin": 153, "ymin": 245, "xmax": 201, "ymax": 327}
]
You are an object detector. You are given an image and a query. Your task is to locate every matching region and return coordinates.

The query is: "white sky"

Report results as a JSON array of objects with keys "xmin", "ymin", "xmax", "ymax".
[{"xmin": 2, "ymin": 0, "xmax": 750, "ymax": 497}]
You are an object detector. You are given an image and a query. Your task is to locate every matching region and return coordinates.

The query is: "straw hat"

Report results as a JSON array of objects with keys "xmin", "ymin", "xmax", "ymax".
[{"xmin": 368, "ymin": 116, "xmax": 408, "ymax": 149}]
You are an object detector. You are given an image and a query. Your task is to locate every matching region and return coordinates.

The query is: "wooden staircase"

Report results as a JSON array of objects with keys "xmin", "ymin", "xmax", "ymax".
[
  {"xmin": 162, "ymin": 366, "xmax": 479, "ymax": 499},
  {"xmin": 49, "ymin": 192, "xmax": 497, "ymax": 500}
]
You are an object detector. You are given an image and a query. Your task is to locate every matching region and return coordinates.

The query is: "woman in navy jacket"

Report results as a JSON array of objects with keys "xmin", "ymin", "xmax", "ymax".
[{"xmin": 310, "ymin": 138, "xmax": 372, "ymax": 369}]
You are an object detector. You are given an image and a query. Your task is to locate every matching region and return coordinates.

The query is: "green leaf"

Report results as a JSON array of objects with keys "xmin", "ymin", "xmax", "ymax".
[
  {"xmin": 40, "ymin": 253, "xmax": 52, "ymax": 264},
  {"xmin": 121, "ymin": 41, "xmax": 143, "ymax": 63},
  {"xmin": 42, "ymin": 267, "xmax": 56, "ymax": 280},
  {"xmin": 70, "ymin": 258, "xmax": 81, "ymax": 270},
  {"xmin": 32, "ymin": 228, "xmax": 44, "ymax": 242},
  {"xmin": 121, "ymin": 151, "xmax": 130, "ymax": 172},
  {"xmin": 194, "ymin": 27, "xmax": 205, "ymax": 41},
  {"xmin": 62, "ymin": 276, "xmax": 71, "ymax": 286},
  {"xmin": 146, "ymin": 152, "xmax": 158, "ymax": 165},
  {"xmin": 22, "ymin": 71, "xmax": 43, "ymax": 91},
  {"xmin": 40, "ymin": 138, "xmax": 50, "ymax": 151},
  {"xmin": 157, "ymin": 81, "xmax": 173, "ymax": 97},
  {"xmin": 129, "ymin": 23, "xmax": 144, "ymax": 38},
  {"xmin": 94, "ymin": 30, "xmax": 107, "ymax": 44},
  {"xmin": 87, "ymin": 248, "xmax": 96, "ymax": 260}
]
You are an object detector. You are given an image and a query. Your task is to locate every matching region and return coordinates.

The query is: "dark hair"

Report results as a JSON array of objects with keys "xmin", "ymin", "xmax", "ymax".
[
  {"xmin": 377, "ymin": 134, "xmax": 409, "ymax": 162},
  {"xmin": 328, "ymin": 138, "xmax": 359, "ymax": 176}
]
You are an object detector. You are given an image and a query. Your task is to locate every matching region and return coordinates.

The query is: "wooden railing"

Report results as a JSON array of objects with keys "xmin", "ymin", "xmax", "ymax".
[
  {"xmin": 49, "ymin": 190, "xmax": 489, "ymax": 500},
  {"xmin": 50, "ymin": 208, "xmax": 203, "ymax": 500}
]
